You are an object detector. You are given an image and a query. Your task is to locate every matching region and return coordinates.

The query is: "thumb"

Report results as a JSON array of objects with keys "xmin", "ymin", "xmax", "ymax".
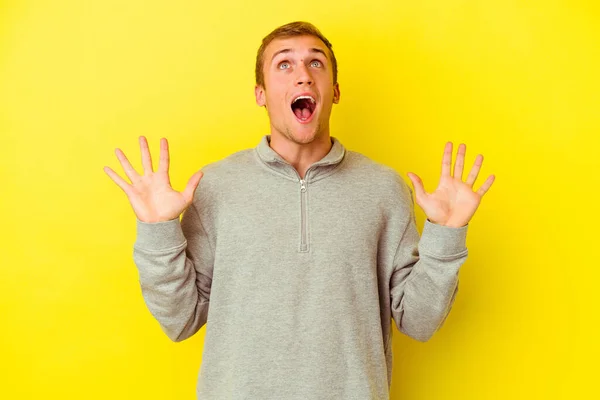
[
  {"xmin": 182, "ymin": 170, "xmax": 204, "ymax": 204},
  {"xmin": 406, "ymin": 172, "xmax": 427, "ymax": 199}
]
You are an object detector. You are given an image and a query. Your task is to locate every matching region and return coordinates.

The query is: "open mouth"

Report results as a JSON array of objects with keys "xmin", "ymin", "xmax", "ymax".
[{"xmin": 291, "ymin": 95, "xmax": 317, "ymax": 123}]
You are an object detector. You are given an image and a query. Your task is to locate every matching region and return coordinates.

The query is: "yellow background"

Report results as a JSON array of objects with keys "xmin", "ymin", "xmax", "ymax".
[{"xmin": 1, "ymin": 0, "xmax": 598, "ymax": 398}]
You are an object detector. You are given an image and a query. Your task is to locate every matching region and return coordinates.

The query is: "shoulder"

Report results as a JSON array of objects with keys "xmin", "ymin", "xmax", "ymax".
[
  {"xmin": 200, "ymin": 148, "xmax": 255, "ymax": 176},
  {"xmin": 199, "ymin": 148, "xmax": 257, "ymax": 185},
  {"xmin": 342, "ymin": 150, "xmax": 413, "ymax": 202},
  {"xmin": 191, "ymin": 147, "xmax": 256, "ymax": 205}
]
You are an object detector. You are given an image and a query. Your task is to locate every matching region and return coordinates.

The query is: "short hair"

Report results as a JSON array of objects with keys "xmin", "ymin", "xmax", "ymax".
[{"xmin": 255, "ymin": 21, "xmax": 338, "ymax": 88}]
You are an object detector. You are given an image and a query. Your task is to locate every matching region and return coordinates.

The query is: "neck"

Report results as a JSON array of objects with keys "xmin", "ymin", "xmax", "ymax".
[{"xmin": 268, "ymin": 132, "xmax": 332, "ymax": 179}]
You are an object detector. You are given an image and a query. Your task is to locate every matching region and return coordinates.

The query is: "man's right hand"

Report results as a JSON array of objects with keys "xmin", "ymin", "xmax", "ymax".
[{"xmin": 103, "ymin": 136, "xmax": 203, "ymax": 223}]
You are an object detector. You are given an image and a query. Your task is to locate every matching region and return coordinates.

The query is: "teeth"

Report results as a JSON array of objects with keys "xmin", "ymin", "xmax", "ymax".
[{"xmin": 293, "ymin": 95, "xmax": 316, "ymax": 104}]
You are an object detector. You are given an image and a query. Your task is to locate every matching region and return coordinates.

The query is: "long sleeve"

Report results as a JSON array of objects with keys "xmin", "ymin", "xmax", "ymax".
[
  {"xmin": 133, "ymin": 201, "xmax": 214, "ymax": 342},
  {"xmin": 389, "ymin": 189, "xmax": 468, "ymax": 343}
]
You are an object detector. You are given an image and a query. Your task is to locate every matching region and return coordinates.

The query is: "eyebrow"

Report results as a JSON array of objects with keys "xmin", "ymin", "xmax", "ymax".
[{"xmin": 270, "ymin": 48, "xmax": 328, "ymax": 64}]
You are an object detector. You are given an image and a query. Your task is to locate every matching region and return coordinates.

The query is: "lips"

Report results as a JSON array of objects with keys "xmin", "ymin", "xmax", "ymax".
[{"xmin": 290, "ymin": 93, "xmax": 317, "ymax": 124}]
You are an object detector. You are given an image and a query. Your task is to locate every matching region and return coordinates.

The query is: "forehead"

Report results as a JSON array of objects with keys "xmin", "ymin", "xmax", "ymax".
[{"xmin": 264, "ymin": 35, "xmax": 330, "ymax": 61}]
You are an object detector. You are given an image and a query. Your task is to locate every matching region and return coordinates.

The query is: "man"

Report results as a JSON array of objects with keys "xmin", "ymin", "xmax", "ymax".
[{"xmin": 104, "ymin": 21, "xmax": 495, "ymax": 400}]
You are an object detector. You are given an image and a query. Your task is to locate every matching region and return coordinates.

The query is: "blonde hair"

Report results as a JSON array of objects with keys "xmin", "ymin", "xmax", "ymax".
[{"xmin": 255, "ymin": 21, "xmax": 338, "ymax": 88}]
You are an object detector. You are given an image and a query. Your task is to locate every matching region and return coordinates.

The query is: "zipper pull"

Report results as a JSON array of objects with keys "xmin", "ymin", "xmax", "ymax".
[{"xmin": 299, "ymin": 179, "xmax": 306, "ymax": 192}]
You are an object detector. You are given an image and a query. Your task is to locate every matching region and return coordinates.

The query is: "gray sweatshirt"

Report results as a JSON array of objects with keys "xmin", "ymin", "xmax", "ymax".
[{"xmin": 133, "ymin": 135, "xmax": 468, "ymax": 400}]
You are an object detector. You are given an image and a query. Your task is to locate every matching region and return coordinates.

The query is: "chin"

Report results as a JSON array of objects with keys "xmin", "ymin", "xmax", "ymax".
[
  {"xmin": 286, "ymin": 127, "xmax": 321, "ymax": 145},
  {"xmin": 291, "ymin": 118, "xmax": 325, "ymax": 143},
  {"xmin": 293, "ymin": 130, "xmax": 317, "ymax": 143}
]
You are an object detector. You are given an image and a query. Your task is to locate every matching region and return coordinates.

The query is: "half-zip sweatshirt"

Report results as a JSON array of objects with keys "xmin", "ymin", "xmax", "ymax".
[{"xmin": 133, "ymin": 135, "xmax": 469, "ymax": 400}]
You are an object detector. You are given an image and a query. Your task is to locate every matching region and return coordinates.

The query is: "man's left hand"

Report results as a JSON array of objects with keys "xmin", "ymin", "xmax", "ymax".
[{"xmin": 407, "ymin": 142, "xmax": 495, "ymax": 228}]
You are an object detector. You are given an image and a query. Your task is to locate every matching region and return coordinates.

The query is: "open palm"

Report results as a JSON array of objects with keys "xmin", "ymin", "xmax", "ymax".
[
  {"xmin": 103, "ymin": 136, "xmax": 203, "ymax": 223},
  {"xmin": 407, "ymin": 142, "xmax": 495, "ymax": 228}
]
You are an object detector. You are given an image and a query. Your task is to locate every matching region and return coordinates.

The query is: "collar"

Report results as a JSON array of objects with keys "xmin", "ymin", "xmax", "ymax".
[{"xmin": 255, "ymin": 134, "xmax": 346, "ymax": 182}]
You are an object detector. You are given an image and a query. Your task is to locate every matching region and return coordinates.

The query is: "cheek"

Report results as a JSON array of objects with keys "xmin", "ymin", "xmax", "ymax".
[{"xmin": 266, "ymin": 93, "xmax": 287, "ymax": 112}]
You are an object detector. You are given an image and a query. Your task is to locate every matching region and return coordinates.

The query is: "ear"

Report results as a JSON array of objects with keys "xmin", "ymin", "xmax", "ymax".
[
  {"xmin": 255, "ymin": 84, "xmax": 266, "ymax": 107},
  {"xmin": 333, "ymin": 82, "xmax": 340, "ymax": 104}
]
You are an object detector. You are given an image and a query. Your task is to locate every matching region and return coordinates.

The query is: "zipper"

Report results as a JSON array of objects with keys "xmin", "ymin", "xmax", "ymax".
[
  {"xmin": 267, "ymin": 148, "xmax": 344, "ymax": 252},
  {"xmin": 299, "ymin": 178, "xmax": 308, "ymax": 252}
]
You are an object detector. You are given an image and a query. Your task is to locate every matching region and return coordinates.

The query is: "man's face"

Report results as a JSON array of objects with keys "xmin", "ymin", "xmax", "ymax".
[{"xmin": 255, "ymin": 35, "xmax": 340, "ymax": 145}]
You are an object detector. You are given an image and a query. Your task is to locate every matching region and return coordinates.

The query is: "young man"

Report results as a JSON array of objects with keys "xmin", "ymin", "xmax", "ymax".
[{"xmin": 104, "ymin": 21, "xmax": 495, "ymax": 400}]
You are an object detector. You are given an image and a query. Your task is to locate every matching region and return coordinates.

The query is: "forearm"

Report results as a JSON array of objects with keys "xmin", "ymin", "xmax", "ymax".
[
  {"xmin": 133, "ymin": 218, "xmax": 210, "ymax": 342},
  {"xmin": 391, "ymin": 219, "xmax": 468, "ymax": 342}
]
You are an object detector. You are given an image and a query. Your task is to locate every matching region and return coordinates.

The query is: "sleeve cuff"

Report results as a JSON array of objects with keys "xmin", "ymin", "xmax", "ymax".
[
  {"xmin": 134, "ymin": 217, "xmax": 186, "ymax": 251},
  {"xmin": 419, "ymin": 219, "xmax": 468, "ymax": 256}
]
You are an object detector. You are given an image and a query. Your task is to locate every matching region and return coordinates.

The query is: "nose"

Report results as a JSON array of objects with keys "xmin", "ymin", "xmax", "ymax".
[{"xmin": 295, "ymin": 62, "xmax": 313, "ymax": 86}]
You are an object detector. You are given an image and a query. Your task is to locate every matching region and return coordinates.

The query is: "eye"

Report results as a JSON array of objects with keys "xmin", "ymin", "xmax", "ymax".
[
  {"xmin": 310, "ymin": 60, "xmax": 322, "ymax": 67},
  {"xmin": 278, "ymin": 61, "xmax": 291, "ymax": 70}
]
